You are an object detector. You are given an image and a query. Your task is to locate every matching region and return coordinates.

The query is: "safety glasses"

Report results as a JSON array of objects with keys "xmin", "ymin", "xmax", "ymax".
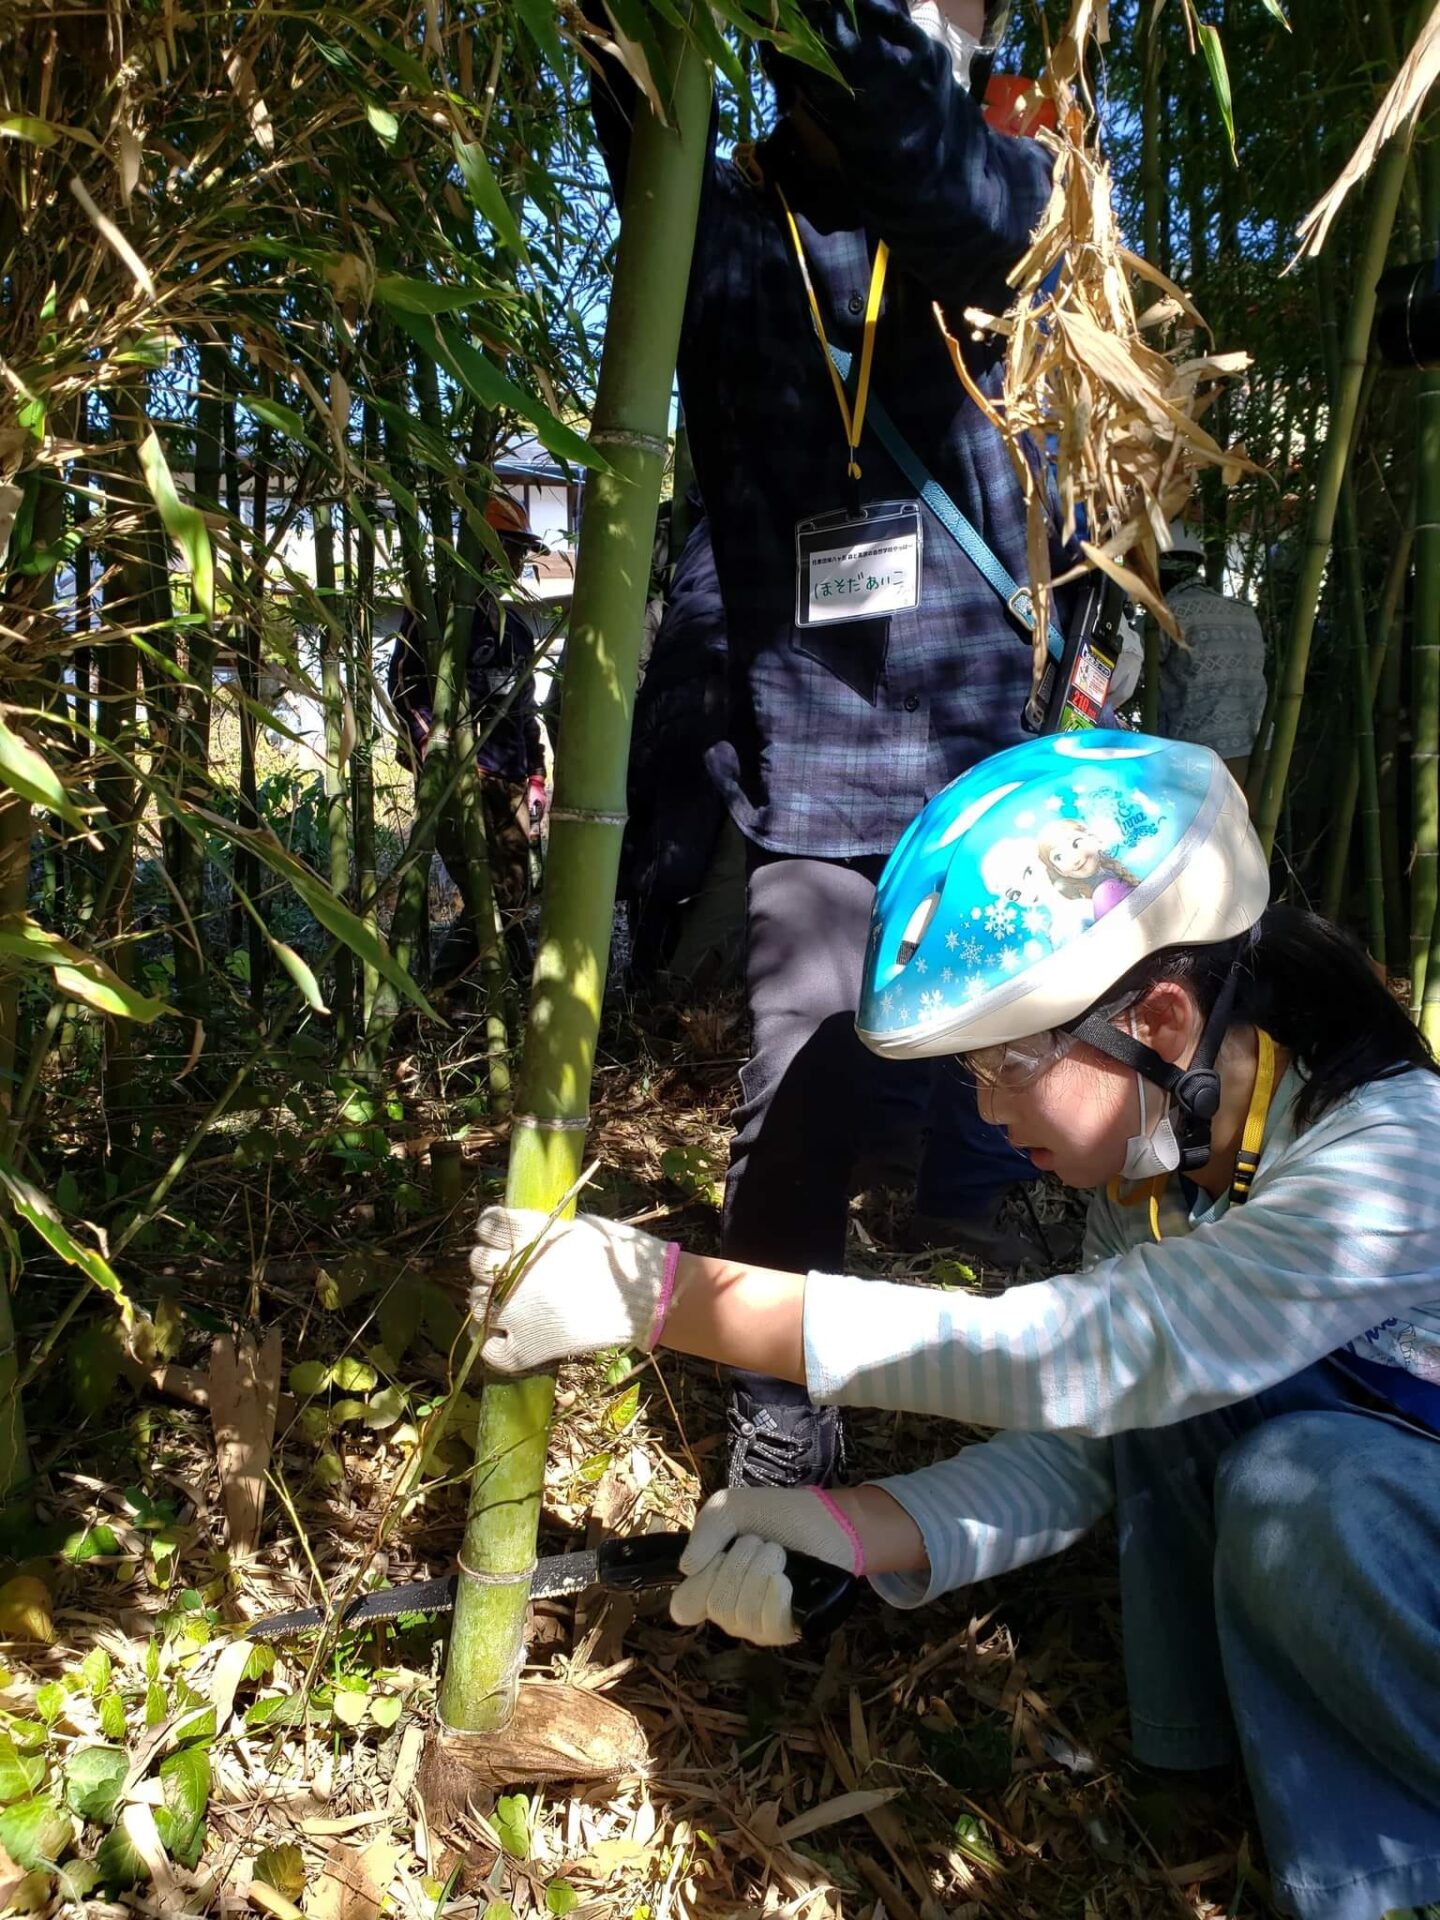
[
  {"xmin": 961, "ymin": 992, "xmax": 1143, "ymax": 1092},
  {"xmin": 960, "ymin": 1030, "xmax": 1081, "ymax": 1091}
]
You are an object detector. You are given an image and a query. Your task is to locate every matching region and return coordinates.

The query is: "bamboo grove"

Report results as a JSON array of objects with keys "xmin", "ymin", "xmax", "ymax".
[{"xmin": 0, "ymin": 0, "xmax": 1437, "ymax": 1742}]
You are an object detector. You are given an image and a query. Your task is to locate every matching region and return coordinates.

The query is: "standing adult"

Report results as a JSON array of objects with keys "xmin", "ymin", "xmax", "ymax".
[
  {"xmin": 1157, "ymin": 526, "xmax": 1269, "ymax": 788},
  {"xmin": 388, "ymin": 491, "xmax": 548, "ymax": 974},
  {"xmin": 591, "ymin": 0, "xmax": 1062, "ymax": 1487}
]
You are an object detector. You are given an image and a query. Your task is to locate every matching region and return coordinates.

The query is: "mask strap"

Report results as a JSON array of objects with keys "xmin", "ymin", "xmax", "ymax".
[{"xmin": 1064, "ymin": 942, "xmax": 1251, "ymax": 1172}]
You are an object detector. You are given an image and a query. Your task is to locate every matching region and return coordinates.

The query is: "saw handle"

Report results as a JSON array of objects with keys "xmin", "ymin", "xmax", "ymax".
[{"xmin": 595, "ymin": 1530, "xmax": 860, "ymax": 1646}]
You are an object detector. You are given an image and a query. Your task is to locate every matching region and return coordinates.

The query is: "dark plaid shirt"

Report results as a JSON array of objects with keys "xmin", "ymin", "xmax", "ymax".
[{"xmin": 595, "ymin": 0, "xmax": 1059, "ymax": 858}]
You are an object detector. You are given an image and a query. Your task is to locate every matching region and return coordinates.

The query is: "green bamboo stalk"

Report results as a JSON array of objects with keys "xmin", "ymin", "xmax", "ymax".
[
  {"xmin": 1253, "ymin": 133, "xmax": 1411, "ymax": 858},
  {"xmin": 239, "ymin": 411, "xmax": 271, "ymax": 1004},
  {"xmin": 0, "ymin": 773, "xmax": 33, "ymax": 1499},
  {"xmin": 316, "ymin": 499, "xmax": 355, "ymax": 1054},
  {"xmin": 437, "ymin": 22, "xmax": 712, "ymax": 1735},
  {"xmin": 349, "ymin": 475, "xmax": 381, "ymax": 1042},
  {"xmin": 1376, "ymin": 508, "xmax": 1412, "ymax": 968},
  {"xmin": 1321, "ymin": 508, "xmax": 1413, "ymax": 931},
  {"xmin": 1138, "ymin": 0, "xmax": 1164, "ymax": 737},
  {"xmin": 1414, "ymin": 139, "xmax": 1440, "ymax": 1030},
  {"xmin": 169, "ymin": 343, "xmax": 222, "ymax": 1016}
]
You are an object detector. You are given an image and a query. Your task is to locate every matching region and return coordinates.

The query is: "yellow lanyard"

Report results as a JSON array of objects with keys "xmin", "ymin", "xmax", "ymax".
[
  {"xmin": 1106, "ymin": 1029, "xmax": 1278, "ymax": 1242},
  {"xmin": 778, "ymin": 187, "xmax": 889, "ymax": 483},
  {"xmin": 1229, "ymin": 1028, "xmax": 1275, "ymax": 1205}
]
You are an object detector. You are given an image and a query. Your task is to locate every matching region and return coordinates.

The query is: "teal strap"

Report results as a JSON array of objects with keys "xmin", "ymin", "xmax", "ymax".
[{"xmin": 830, "ymin": 343, "xmax": 1066, "ymax": 662}]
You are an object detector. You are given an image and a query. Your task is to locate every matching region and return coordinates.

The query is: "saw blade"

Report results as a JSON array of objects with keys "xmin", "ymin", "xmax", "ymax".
[{"xmin": 528, "ymin": 1549, "xmax": 600, "ymax": 1599}]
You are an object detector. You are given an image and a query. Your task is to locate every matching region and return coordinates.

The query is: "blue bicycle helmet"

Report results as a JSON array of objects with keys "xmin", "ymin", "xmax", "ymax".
[{"xmin": 857, "ymin": 733, "xmax": 1269, "ymax": 1062}]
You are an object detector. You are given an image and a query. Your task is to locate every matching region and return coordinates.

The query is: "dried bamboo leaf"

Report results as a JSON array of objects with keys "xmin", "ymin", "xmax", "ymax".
[{"xmin": 1292, "ymin": 2, "xmax": 1440, "ymax": 261}]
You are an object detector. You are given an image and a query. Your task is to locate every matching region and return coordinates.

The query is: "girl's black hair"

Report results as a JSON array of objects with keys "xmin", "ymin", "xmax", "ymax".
[{"xmin": 1113, "ymin": 903, "xmax": 1437, "ymax": 1132}]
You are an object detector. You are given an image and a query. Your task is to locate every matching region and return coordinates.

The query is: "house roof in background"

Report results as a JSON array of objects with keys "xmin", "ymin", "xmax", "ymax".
[{"xmin": 495, "ymin": 434, "xmax": 573, "ymax": 487}]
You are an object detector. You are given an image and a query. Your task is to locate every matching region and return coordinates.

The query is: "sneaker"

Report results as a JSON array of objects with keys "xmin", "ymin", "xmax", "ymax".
[{"xmin": 726, "ymin": 1388, "xmax": 844, "ymax": 1489}]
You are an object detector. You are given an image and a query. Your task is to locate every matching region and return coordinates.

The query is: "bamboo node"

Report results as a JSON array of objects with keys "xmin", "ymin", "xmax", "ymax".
[
  {"xmin": 456, "ymin": 1549, "xmax": 537, "ymax": 1587},
  {"xmin": 549, "ymin": 806, "xmax": 628, "ymax": 826},
  {"xmin": 512, "ymin": 1113, "xmax": 591, "ymax": 1133},
  {"xmin": 589, "ymin": 428, "xmax": 669, "ymax": 458}
]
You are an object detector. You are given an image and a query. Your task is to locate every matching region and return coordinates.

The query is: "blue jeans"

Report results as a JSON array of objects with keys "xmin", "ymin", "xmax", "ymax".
[
  {"xmin": 725, "ymin": 851, "xmax": 1033, "ymax": 1406},
  {"xmin": 1113, "ymin": 1365, "xmax": 1440, "ymax": 1919}
]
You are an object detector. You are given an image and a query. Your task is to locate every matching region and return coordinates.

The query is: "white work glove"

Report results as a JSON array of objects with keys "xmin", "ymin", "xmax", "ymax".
[
  {"xmin": 469, "ymin": 1205, "xmax": 678, "ymax": 1374},
  {"xmin": 669, "ymin": 1486, "xmax": 865, "ymax": 1647}
]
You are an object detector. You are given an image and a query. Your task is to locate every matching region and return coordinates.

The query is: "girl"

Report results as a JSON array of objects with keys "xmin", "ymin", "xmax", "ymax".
[{"xmin": 471, "ymin": 734, "xmax": 1440, "ymax": 1920}]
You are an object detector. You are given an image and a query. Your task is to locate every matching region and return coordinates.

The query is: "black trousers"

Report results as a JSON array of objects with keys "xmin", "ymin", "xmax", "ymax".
[{"xmin": 723, "ymin": 850, "xmax": 1032, "ymax": 1405}]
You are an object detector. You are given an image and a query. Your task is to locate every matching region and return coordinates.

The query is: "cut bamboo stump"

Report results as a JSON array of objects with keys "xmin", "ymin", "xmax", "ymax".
[
  {"xmin": 429, "ymin": 1139, "xmax": 466, "ymax": 1212},
  {"xmin": 419, "ymin": 1684, "xmax": 650, "ymax": 1813}
]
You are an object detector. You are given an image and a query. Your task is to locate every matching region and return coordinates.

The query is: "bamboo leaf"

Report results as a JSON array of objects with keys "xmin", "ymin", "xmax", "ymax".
[
  {"xmin": 372, "ymin": 275, "xmax": 490, "ymax": 316},
  {"xmin": 68, "ymin": 174, "xmax": 154, "ymax": 298},
  {"xmin": 0, "ymin": 913, "xmax": 168, "ymax": 1021},
  {"xmin": 453, "ymin": 138, "xmax": 528, "ymax": 259},
  {"xmin": 267, "ymin": 936, "xmax": 329, "ymax": 1014},
  {"xmin": 190, "ymin": 809, "xmax": 435, "ymax": 1018},
  {"xmin": 1197, "ymin": 24, "xmax": 1236, "ymax": 164},
  {"xmin": 1258, "ymin": 0, "xmax": 1289, "ymax": 24},
  {"xmin": 136, "ymin": 429, "xmax": 215, "ymax": 619},
  {"xmin": 0, "ymin": 1158, "xmax": 133, "ymax": 1321},
  {"xmin": 365, "ymin": 102, "xmax": 400, "ymax": 147},
  {"xmin": 0, "ymin": 116, "xmax": 58, "ymax": 147},
  {"xmin": 418, "ymin": 316, "xmax": 604, "ymax": 472},
  {"xmin": 510, "ymin": 0, "xmax": 564, "ymax": 68},
  {"xmin": 243, "ymin": 395, "xmax": 307, "ymax": 442},
  {"xmin": 352, "ymin": 25, "xmax": 436, "ymax": 93},
  {"xmin": 0, "ymin": 713, "xmax": 95, "ymax": 833}
]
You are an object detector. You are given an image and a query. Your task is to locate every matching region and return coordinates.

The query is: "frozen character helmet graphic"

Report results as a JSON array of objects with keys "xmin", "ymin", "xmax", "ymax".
[
  {"xmin": 857, "ymin": 732, "xmax": 1270, "ymax": 1058},
  {"xmin": 1034, "ymin": 818, "xmax": 1137, "ymax": 921},
  {"xmin": 980, "ymin": 838, "xmax": 1087, "ymax": 942}
]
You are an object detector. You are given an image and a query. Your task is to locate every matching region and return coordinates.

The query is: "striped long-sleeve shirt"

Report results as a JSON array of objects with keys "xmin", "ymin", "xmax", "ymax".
[{"xmin": 798, "ymin": 1065, "xmax": 1440, "ymax": 1607}]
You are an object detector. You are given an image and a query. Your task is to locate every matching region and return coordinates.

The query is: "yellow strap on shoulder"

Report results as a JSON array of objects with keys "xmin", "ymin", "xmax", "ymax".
[
  {"xmin": 1106, "ymin": 1174, "xmax": 1167, "ymax": 1243},
  {"xmin": 778, "ymin": 186, "xmax": 888, "ymax": 482},
  {"xmin": 1229, "ymin": 1028, "xmax": 1275, "ymax": 1206}
]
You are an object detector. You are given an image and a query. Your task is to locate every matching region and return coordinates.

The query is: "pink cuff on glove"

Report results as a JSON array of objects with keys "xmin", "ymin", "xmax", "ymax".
[
  {"xmin": 645, "ymin": 1241, "xmax": 682, "ymax": 1351},
  {"xmin": 811, "ymin": 1488, "xmax": 866, "ymax": 1576}
]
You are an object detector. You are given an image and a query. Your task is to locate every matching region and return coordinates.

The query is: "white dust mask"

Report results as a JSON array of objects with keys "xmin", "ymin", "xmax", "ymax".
[
  {"xmin": 1120, "ymin": 1013, "xmax": 1182, "ymax": 1182},
  {"xmin": 907, "ymin": 0, "xmax": 982, "ymax": 87}
]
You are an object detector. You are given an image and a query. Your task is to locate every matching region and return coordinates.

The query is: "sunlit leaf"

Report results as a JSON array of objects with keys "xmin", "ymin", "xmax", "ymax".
[
  {"xmin": 0, "ymin": 116, "xmax": 57, "ymax": 146},
  {"xmin": 0, "ymin": 916, "xmax": 166, "ymax": 1022},
  {"xmin": 493, "ymin": 1793, "xmax": 531, "ymax": 1860},
  {"xmin": 366, "ymin": 102, "xmax": 400, "ymax": 147},
  {"xmin": 0, "ymin": 714, "xmax": 95, "ymax": 833},
  {"xmin": 1197, "ymin": 24, "xmax": 1236, "ymax": 164},
  {"xmin": 136, "ymin": 429, "xmax": 214, "ymax": 618},
  {"xmin": 63, "ymin": 1746, "xmax": 127, "ymax": 1824},
  {"xmin": 267, "ymin": 935, "xmax": 328, "ymax": 1014},
  {"xmin": 0, "ymin": 1156, "xmax": 133, "ymax": 1321},
  {"xmin": 0, "ymin": 1795, "xmax": 73, "ymax": 1871},
  {"xmin": 243, "ymin": 394, "xmax": 307, "ymax": 442},
  {"xmin": 372, "ymin": 275, "xmax": 490, "ymax": 316},
  {"xmin": 156, "ymin": 1744, "xmax": 209, "ymax": 1867},
  {"xmin": 454, "ymin": 138, "xmax": 528, "ymax": 259},
  {"xmin": 0, "ymin": 1736, "xmax": 45, "ymax": 1804}
]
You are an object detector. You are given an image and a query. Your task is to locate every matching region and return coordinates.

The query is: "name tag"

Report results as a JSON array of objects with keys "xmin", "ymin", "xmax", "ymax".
[{"xmin": 795, "ymin": 501, "xmax": 922, "ymax": 628}]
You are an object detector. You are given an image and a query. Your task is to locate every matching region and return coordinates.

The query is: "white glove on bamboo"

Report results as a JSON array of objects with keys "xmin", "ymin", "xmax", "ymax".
[
  {"xmin": 669, "ymin": 1486, "xmax": 865, "ymax": 1647},
  {"xmin": 469, "ymin": 1206, "xmax": 678, "ymax": 1373}
]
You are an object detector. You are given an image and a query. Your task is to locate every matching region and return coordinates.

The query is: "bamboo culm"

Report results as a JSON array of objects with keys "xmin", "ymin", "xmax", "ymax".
[
  {"xmin": 437, "ymin": 22, "xmax": 713, "ymax": 1735},
  {"xmin": 1253, "ymin": 134, "xmax": 1411, "ymax": 857}
]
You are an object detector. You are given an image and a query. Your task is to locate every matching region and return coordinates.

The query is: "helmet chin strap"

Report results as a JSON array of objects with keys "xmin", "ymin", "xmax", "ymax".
[{"xmin": 1064, "ymin": 960, "xmax": 1244, "ymax": 1174}]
